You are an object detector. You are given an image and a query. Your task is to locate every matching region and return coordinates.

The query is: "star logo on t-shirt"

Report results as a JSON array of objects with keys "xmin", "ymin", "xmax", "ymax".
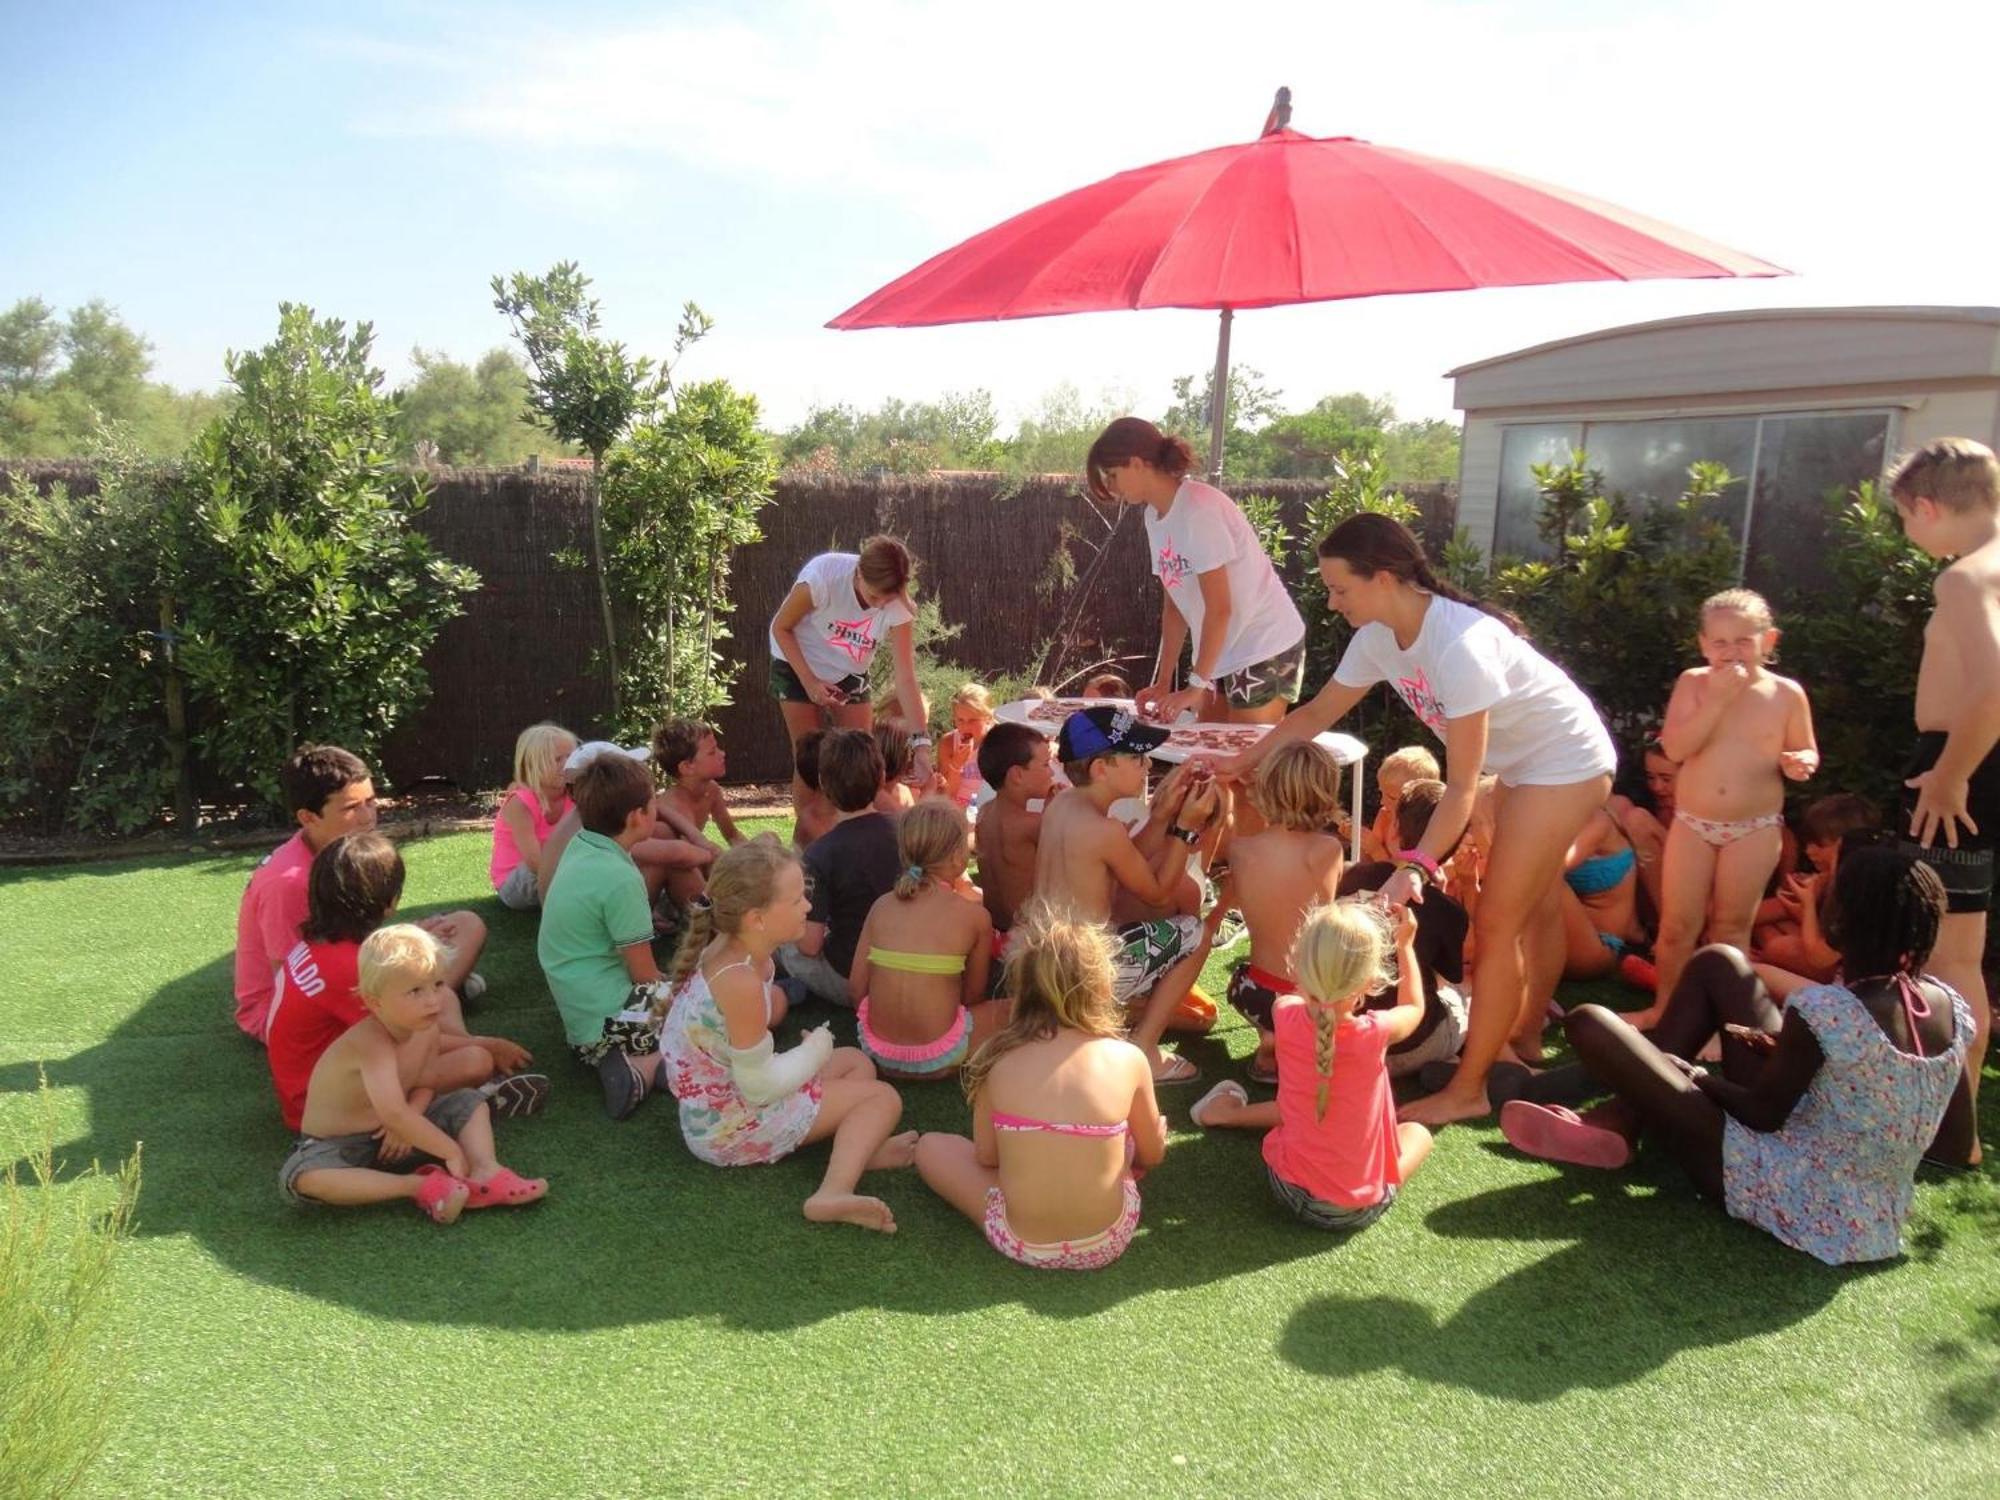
[
  {"xmin": 825, "ymin": 617, "xmax": 878, "ymax": 663},
  {"xmin": 1156, "ymin": 541, "xmax": 1192, "ymax": 587},
  {"xmin": 1395, "ymin": 668, "xmax": 1448, "ymax": 733}
]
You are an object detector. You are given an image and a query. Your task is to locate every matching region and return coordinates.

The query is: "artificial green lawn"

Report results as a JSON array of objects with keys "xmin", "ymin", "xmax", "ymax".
[{"xmin": 3, "ymin": 825, "xmax": 1997, "ymax": 1498}]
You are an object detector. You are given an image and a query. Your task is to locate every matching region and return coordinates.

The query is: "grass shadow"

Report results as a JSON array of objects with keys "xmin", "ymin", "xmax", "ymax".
[{"xmin": 1278, "ymin": 1167, "xmax": 1866, "ymax": 1400}]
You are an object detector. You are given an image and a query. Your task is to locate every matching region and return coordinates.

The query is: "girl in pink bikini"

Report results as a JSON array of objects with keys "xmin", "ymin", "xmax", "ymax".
[
  {"xmin": 847, "ymin": 798, "xmax": 1008, "ymax": 1079},
  {"xmin": 914, "ymin": 908, "xmax": 1168, "ymax": 1270},
  {"xmin": 1643, "ymin": 590, "xmax": 1819, "ymax": 1028}
]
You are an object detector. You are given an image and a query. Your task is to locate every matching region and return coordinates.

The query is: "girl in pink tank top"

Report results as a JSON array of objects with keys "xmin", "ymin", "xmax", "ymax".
[
  {"xmin": 1191, "ymin": 899, "xmax": 1435, "ymax": 1231},
  {"xmin": 491, "ymin": 722, "xmax": 577, "ymax": 910}
]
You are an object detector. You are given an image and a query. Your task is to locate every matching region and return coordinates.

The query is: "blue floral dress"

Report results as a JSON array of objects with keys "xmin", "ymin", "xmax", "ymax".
[
  {"xmin": 1723, "ymin": 979, "xmax": 1970, "ymax": 1265},
  {"xmin": 659, "ymin": 964, "xmax": 823, "ymax": 1169}
]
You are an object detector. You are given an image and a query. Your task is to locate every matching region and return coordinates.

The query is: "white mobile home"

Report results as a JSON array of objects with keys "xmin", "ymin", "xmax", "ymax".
[{"xmin": 1451, "ymin": 306, "xmax": 2000, "ymax": 587}]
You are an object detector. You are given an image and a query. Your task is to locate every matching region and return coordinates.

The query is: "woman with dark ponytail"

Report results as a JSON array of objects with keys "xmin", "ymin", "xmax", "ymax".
[
  {"xmin": 1226, "ymin": 512, "xmax": 1616, "ymax": 1129},
  {"xmin": 1086, "ymin": 418, "xmax": 1307, "ymax": 725}
]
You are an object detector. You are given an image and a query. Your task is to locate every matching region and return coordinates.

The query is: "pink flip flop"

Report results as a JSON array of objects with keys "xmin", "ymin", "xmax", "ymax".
[
  {"xmin": 412, "ymin": 1166, "xmax": 469, "ymax": 1225},
  {"xmin": 464, "ymin": 1168, "xmax": 549, "ymax": 1210},
  {"xmin": 1500, "ymin": 1101, "xmax": 1631, "ymax": 1170}
]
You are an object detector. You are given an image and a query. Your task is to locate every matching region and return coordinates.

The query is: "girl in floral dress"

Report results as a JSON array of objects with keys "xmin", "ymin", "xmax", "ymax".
[
  {"xmin": 1502, "ymin": 842, "xmax": 1974, "ymax": 1264},
  {"xmin": 657, "ymin": 836, "xmax": 918, "ymax": 1233}
]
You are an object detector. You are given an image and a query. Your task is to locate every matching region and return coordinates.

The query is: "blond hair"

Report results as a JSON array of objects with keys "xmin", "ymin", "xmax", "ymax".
[
  {"xmin": 1254, "ymin": 740, "xmax": 1345, "ymax": 832},
  {"xmin": 1291, "ymin": 900, "xmax": 1396, "ymax": 1122},
  {"xmin": 895, "ymin": 797, "xmax": 969, "ymax": 899},
  {"xmin": 658, "ymin": 835, "xmax": 799, "ymax": 1005},
  {"xmin": 1379, "ymin": 745, "xmax": 1440, "ymax": 788},
  {"xmin": 512, "ymin": 721, "xmax": 577, "ymax": 791},
  {"xmin": 357, "ymin": 922, "xmax": 450, "ymax": 1003},
  {"xmin": 1700, "ymin": 587, "xmax": 1775, "ymax": 634},
  {"xmin": 1889, "ymin": 437, "xmax": 2000, "ymax": 515},
  {"xmin": 951, "ymin": 682, "xmax": 995, "ymax": 722},
  {"xmin": 962, "ymin": 902, "xmax": 1121, "ymax": 1102}
]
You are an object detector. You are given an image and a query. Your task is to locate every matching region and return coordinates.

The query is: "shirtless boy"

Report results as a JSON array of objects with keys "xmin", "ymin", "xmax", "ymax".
[
  {"xmin": 1212, "ymin": 741, "xmax": 1348, "ymax": 1083},
  {"xmin": 1034, "ymin": 706, "xmax": 1218, "ymax": 1084},
  {"xmin": 279, "ymin": 924, "xmax": 546, "ymax": 1221},
  {"xmin": 1892, "ymin": 437, "xmax": 2000, "ymax": 1161},
  {"xmin": 973, "ymin": 721, "xmax": 1056, "ymax": 935},
  {"xmin": 1644, "ymin": 589, "xmax": 1817, "ymax": 1026},
  {"xmin": 652, "ymin": 718, "xmax": 744, "ymax": 851}
]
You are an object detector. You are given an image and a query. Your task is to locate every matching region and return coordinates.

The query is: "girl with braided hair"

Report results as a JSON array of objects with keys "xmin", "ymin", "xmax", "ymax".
[
  {"xmin": 1502, "ymin": 842, "xmax": 1975, "ymax": 1264},
  {"xmin": 1223, "ymin": 512, "xmax": 1617, "ymax": 1130},
  {"xmin": 655, "ymin": 835, "xmax": 917, "ymax": 1233},
  {"xmin": 1189, "ymin": 899, "xmax": 1433, "ymax": 1232}
]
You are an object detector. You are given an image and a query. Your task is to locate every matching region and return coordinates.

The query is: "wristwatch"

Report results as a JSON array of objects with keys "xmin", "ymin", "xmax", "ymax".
[{"xmin": 1170, "ymin": 824, "xmax": 1201, "ymax": 845}]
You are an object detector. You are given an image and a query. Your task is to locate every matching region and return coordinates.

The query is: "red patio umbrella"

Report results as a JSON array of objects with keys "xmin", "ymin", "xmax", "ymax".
[{"xmin": 829, "ymin": 91, "xmax": 1787, "ymax": 475}]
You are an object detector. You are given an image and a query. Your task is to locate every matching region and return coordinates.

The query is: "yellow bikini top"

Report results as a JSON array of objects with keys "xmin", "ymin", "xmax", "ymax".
[{"xmin": 867, "ymin": 947, "xmax": 967, "ymax": 976}]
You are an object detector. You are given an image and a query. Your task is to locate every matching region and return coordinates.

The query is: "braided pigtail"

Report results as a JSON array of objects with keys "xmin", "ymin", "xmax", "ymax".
[
  {"xmin": 1312, "ymin": 1000, "xmax": 1338, "ymax": 1123},
  {"xmin": 655, "ymin": 899, "xmax": 716, "ymax": 1016}
]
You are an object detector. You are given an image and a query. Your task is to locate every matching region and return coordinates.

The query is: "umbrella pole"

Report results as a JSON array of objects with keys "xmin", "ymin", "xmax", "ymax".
[{"xmin": 1207, "ymin": 307, "xmax": 1232, "ymax": 482}]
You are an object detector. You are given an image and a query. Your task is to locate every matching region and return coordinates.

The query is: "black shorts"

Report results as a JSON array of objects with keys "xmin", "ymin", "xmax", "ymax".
[
  {"xmin": 1226, "ymin": 961, "xmax": 1295, "ymax": 1031},
  {"xmin": 768, "ymin": 658, "xmax": 868, "ymax": 706},
  {"xmin": 1897, "ymin": 731, "xmax": 1999, "ymax": 915}
]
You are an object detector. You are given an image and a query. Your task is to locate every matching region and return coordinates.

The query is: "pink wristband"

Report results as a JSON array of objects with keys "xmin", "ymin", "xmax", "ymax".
[{"xmin": 1394, "ymin": 848, "xmax": 1441, "ymax": 882}]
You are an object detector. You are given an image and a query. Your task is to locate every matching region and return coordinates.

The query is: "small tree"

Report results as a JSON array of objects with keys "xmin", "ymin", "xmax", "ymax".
[
  {"xmin": 493, "ymin": 264, "xmax": 696, "ymax": 713},
  {"xmin": 602, "ymin": 376, "xmax": 775, "ymax": 734},
  {"xmin": 175, "ymin": 305, "xmax": 479, "ymax": 813}
]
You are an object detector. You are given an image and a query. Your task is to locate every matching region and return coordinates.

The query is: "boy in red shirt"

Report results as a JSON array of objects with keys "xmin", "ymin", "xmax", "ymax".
[{"xmin": 234, "ymin": 745, "xmax": 488, "ymax": 1041}]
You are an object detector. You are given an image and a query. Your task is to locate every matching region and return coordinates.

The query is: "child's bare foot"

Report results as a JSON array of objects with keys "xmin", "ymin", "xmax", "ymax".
[
  {"xmin": 1399, "ymin": 1084, "xmax": 1493, "ymax": 1128},
  {"xmin": 866, "ymin": 1130, "xmax": 921, "ymax": 1171},
  {"xmin": 1620, "ymin": 1005, "xmax": 1665, "ymax": 1032},
  {"xmin": 803, "ymin": 1192, "xmax": 898, "ymax": 1233},
  {"xmin": 1505, "ymin": 1033, "xmax": 1546, "ymax": 1067}
]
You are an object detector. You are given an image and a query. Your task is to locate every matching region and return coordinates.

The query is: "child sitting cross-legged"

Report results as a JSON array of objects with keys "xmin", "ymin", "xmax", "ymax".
[
  {"xmin": 848, "ymin": 798, "xmax": 1008, "ymax": 1079},
  {"xmin": 935, "ymin": 682, "xmax": 998, "ymax": 809},
  {"xmin": 269, "ymin": 832, "xmax": 544, "ymax": 1135},
  {"xmin": 538, "ymin": 751, "xmax": 677, "ymax": 1121},
  {"xmin": 279, "ymin": 924, "xmax": 547, "ymax": 1222},
  {"xmin": 491, "ymin": 722, "xmax": 577, "ymax": 911},
  {"xmin": 779, "ymin": 729, "xmax": 904, "ymax": 1005},
  {"xmin": 914, "ymin": 906, "xmax": 1168, "ymax": 1271},
  {"xmin": 657, "ymin": 837, "xmax": 917, "ymax": 1233},
  {"xmin": 1036, "ymin": 706, "xmax": 1219, "ymax": 1085},
  {"xmin": 1211, "ymin": 741, "xmax": 1349, "ymax": 1084},
  {"xmin": 651, "ymin": 717, "xmax": 744, "ymax": 852},
  {"xmin": 1192, "ymin": 899, "xmax": 1434, "ymax": 1232},
  {"xmin": 973, "ymin": 721, "xmax": 1057, "ymax": 937},
  {"xmin": 1338, "ymin": 778, "xmax": 1472, "ymax": 1080}
]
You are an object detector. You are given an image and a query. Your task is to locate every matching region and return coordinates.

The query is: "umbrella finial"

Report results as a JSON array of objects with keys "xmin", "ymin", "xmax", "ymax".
[{"xmin": 1260, "ymin": 87, "xmax": 1292, "ymax": 137}]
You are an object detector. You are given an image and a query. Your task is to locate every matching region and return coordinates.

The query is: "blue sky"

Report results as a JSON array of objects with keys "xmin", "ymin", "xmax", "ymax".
[{"xmin": 6, "ymin": 0, "xmax": 1997, "ymax": 430}]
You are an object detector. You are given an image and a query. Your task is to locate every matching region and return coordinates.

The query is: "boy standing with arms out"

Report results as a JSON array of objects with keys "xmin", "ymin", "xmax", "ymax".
[
  {"xmin": 652, "ymin": 718, "xmax": 744, "ymax": 851},
  {"xmin": 1892, "ymin": 437, "xmax": 2000, "ymax": 1163},
  {"xmin": 539, "ymin": 753, "xmax": 675, "ymax": 1120},
  {"xmin": 234, "ymin": 744, "xmax": 486, "ymax": 1041},
  {"xmin": 973, "ymin": 722, "xmax": 1057, "ymax": 935},
  {"xmin": 1036, "ymin": 706, "xmax": 1218, "ymax": 1084},
  {"xmin": 280, "ymin": 925, "xmax": 545, "ymax": 1221}
]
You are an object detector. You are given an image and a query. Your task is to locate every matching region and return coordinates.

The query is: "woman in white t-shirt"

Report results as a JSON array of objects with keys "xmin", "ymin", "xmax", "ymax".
[
  {"xmin": 768, "ymin": 536, "xmax": 930, "ymax": 803},
  {"xmin": 1228, "ymin": 514, "xmax": 1616, "ymax": 1130},
  {"xmin": 1086, "ymin": 419, "xmax": 1307, "ymax": 726}
]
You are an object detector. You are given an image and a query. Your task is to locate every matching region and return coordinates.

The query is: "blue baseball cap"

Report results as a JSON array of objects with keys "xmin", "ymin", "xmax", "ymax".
[{"xmin": 1057, "ymin": 705, "xmax": 1169, "ymax": 763}]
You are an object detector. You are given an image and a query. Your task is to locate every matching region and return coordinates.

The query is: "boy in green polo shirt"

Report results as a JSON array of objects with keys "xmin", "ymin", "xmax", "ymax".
[{"xmin": 538, "ymin": 752, "xmax": 670, "ymax": 1120}]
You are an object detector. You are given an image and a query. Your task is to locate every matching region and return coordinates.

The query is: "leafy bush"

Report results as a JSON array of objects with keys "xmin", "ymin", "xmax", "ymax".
[
  {"xmin": 1488, "ymin": 455, "xmax": 1743, "ymax": 749},
  {"xmin": 0, "ymin": 305, "xmax": 480, "ymax": 833},
  {"xmin": 174, "ymin": 306, "xmax": 480, "ymax": 814},
  {"xmin": 0, "ymin": 450, "xmax": 179, "ymax": 834},
  {"xmin": 0, "ymin": 1077, "xmax": 141, "ymax": 1500},
  {"xmin": 1775, "ymin": 481, "xmax": 1939, "ymax": 810},
  {"xmin": 603, "ymin": 378, "xmax": 775, "ymax": 737}
]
